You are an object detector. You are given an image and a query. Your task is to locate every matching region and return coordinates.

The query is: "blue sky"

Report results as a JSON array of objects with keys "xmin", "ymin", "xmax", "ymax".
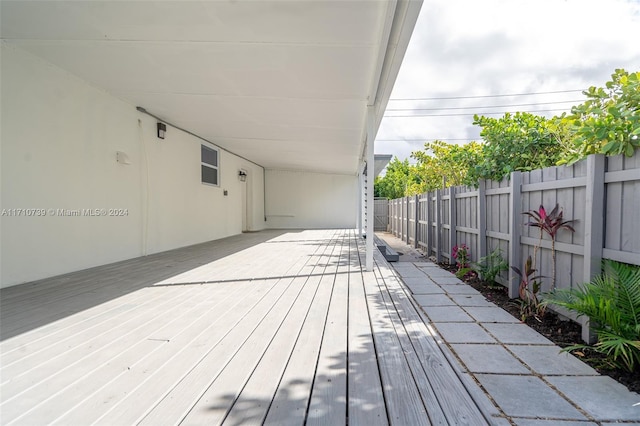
[{"xmin": 376, "ymin": 0, "xmax": 640, "ymax": 162}]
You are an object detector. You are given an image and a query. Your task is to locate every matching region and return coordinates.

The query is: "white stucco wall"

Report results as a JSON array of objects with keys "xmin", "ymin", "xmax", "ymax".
[
  {"xmin": 265, "ymin": 169, "xmax": 357, "ymax": 229},
  {"xmin": 0, "ymin": 43, "xmax": 265, "ymax": 288}
]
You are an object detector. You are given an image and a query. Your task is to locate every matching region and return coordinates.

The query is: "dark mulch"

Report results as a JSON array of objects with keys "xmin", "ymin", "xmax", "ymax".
[{"xmin": 438, "ymin": 262, "xmax": 640, "ymax": 393}]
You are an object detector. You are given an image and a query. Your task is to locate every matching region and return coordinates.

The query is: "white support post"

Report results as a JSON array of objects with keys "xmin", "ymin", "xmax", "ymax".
[
  {"xmin": 357, "ymin": 166, "xmax": 363, "ymax": 237},
  {"xmin": 365, "ymin": 107, "xmax": 375, "ymax": 272}
]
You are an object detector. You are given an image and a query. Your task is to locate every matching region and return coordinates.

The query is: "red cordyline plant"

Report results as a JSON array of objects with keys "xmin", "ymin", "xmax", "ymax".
[
  {"xmin": 511, "ymin": 255, "xmax": 545, "ymax": 321},
  {"xmin": 452, "ymin": 244, "xmax": 472, "ymax": 279},
  {"xmin": 523, "ymin": 204, "xmax": 575, "ymax": 291}
]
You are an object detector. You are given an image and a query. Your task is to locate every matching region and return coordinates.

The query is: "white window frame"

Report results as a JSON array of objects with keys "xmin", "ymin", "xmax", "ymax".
[{"xmin": 201, "ymin": 144, "xmax": 220, "ymax": 187}]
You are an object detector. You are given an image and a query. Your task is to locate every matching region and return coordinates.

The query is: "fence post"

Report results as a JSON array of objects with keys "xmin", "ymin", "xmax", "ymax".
[
  {"xmin": 425, "ymin": 192, "xmax": 430, "ymax": 256},
  {"xmin": 435, "ymin": 189, "xmax": 442, "ymax": 263},
  {"xmin": 414, "ymin": 194, "xmax": 420, "ymax": 248},
  {"xmin": 405, "ymin": 196, "xmax": 411, "ymax": 244},
  {"xmin": 393, "ymin": 199, "xmax": 398, "ymax": 237},
  {"xmin": 397, "ymin": 198, "xmax": 400, "ymax": 237},
  {"xmin": 477, "ymin": 180, "xmax": 487, "ymax": 264},
  {"xmin": 508, "ymin": 172, "xmax": 522, "ymax": 298},
  {"xmin": 449, "ymin": 187, "xmax": 457, "ymax": 265},
  {"xmin": 582, "ymin": 154, "xmax": 606, "ymax": 342}
]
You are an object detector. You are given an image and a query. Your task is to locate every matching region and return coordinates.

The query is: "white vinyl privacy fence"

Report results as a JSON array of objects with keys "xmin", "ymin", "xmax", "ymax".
[{"xmin": 389, "ymin": 152, "xmax": 640, "ymax": 335}]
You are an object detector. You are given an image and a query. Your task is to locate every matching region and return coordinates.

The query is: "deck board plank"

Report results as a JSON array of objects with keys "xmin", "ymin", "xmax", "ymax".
[
  {"xmin": 305, "ymin": 233, "xmax": 349, "ymax": 426},
  {"xmin": 347, "ymin": 233, "xmax": 388, "ymax": 425}
]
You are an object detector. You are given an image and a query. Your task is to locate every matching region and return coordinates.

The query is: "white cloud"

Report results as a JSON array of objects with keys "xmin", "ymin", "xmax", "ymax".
[{"xmin": 376, "ymin": 0, "xmax": 640, "ymax": 162}]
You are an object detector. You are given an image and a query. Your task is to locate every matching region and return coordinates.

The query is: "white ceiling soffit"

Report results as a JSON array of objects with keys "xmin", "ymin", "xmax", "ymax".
[{"xmin": 1, "ymin": 0, "xmax": 422, "ymax": 175}]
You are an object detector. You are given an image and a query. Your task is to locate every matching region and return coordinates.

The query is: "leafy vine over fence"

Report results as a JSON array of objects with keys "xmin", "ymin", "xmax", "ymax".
[{"xmin": 387, "ymin": 151, "xmax": 640, "ymax": 340}]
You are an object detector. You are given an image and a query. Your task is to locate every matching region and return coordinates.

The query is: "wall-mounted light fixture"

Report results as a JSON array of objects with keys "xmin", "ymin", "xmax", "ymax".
[
  {"xmin": 238, "ymin": 170, "xmax": 247, "ymax": 182},
  {"xmin": 157, "ymin": 122, "xmax": 166, "ymax": 139}
]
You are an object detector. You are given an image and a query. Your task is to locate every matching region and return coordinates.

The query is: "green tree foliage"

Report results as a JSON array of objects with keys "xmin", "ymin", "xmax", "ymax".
[
  {"xmin": 373, "ymin": 158, "xmax": 417, "ymax": 199},
  {"xmin": 374, "ymin": 142, "xmax": 483, "ymax": 197},
  {"xmin": 472, "ymin": 112, "xmax": 569, "ymax": 181},
  {"xmin": 560, "ymin": 69, "xmax": 640, "ymax": 164},
  {"xmin": 412, "ymin": 140, "xmax": 483, "ymax": 189}
]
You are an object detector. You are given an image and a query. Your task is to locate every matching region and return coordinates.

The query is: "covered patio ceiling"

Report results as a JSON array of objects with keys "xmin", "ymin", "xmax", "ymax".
[{"xmin": 0, "ymin": 1, "xmax": 421, "ymax": 175}]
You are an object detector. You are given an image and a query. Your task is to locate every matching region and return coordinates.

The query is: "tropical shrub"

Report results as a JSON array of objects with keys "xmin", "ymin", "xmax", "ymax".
[
  {"xmin": 523, "ymin": 204, "xmax": 575, "ymax": 291},
  {"xmin": 512, "ymin": 255, "xmax": 545, "ymax": 321},
  {"xmin": 560, "ymin": 69, "xmax": 640, "ymax": 165},
  {"xmin": 411, "ymin": 140, "xmax": 484, "ymax": 189},
  {"xmin": 545, "ymin": 260, "xmax": 640, "ymax": 372},
  {"xmin": 472, "ymin": 112, "xmax": 569, "ymax": 181},
  {"xmin": 473, "ymin": 248, "xmax": 508, "ymax": 284},
  {"xmin": 452, "ymin": 244, "xmax": 472, "ymax": 279}
]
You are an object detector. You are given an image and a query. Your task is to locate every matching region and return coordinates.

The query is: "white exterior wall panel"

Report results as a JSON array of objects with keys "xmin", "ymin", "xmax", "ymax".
[
  {"xmin": 265, "ymin": 169, "xmax": 357, "ymax": 229},
  {"xmin": 0, "ymin": 44, "xmax": 265, "ymax": 288}
]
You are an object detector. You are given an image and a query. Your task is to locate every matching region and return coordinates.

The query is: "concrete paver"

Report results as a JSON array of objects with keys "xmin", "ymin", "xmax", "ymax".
[
  {"xmin": 475, "ymin": 374, "xmax": 587, "ymax": 420},
  {"xmin": 451, "ymin": 343, "xmax": 530, "ymax": 374},
  {"xmin": 433, "ymin": 322, "xmax": 496, "ymax": 343},
  {"xmin": 483, "ymin": 323, "xmax": 555, "ymax": 345},
  {"xmin": 401, "ymin": 276, "xmax": 437, "ymax": 286},
  {"xmin": 413, "ymin": 294, "xmax": 456, "ymax": 306},
  {"xmin": 421, "ymin": 305, "xmax": 474, "ymax": 322},
  {"xmin": 508, "ymin": 345, "xmax": 599, "ymax": 376},
  {"xmin": 546, "ymin": 376, "xmax": 640, "ymax": 421},
  {"xmin": 450, "ymin": 294, "xmax": 496, "ymax": 307},
  {"xmin": 438, "ymin": 284, "xmax": 481, "ymax": 295},
  {"xmin": 464, "ymin": 306, "xmax": 521, "ymax": 323},
  {"xmin": 514, "ymin": 420, "xmax": 598, "ymax": 426},
  {"xmin": 405, "ymin": 282, "xmax": 445, "ymax": 294},
  {"xmin": 426, "ymin": 276, "xmax": 465, "ymax": 284}
]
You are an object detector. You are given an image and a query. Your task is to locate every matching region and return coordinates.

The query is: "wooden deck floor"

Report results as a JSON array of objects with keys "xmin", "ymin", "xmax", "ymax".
[{"xmin": 0, "ymin": 229, "xmax": 491, "ymax": 425}]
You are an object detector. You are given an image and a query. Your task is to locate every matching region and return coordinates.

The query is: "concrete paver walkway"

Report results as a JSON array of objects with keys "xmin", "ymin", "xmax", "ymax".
[{"xmin": 378, "ymin": 232, "xmax": 640, "ymax": 426}]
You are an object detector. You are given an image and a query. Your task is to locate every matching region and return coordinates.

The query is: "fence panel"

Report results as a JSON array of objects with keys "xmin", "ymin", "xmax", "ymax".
[
  {"xmin": 604, "ymin": 154, "xmax": 640, "ymax": 265},
  {"xmin": 453, "ymin": 185, "xmax": 480, "ymax": 264},
  {"xmin": 520, "ymin": 161, "xmax": 588, "ymax": 294},
  {"xmin": 417, "ymin": 193, "xmax": 430, "ymax": 253},
  {"xmin": 484, "ymin": 177, "xmax": 511, "ymax": 285},
  {"xmin": 441, "ymin": 188, "xmax": 452, "ymax": 263},
  {"xmin": 374, "ymin": 199, "xmax": 389, "ymax": 231}
]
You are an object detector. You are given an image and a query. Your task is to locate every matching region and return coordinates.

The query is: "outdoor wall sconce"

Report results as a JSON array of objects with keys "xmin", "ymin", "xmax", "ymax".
[
  {"xmin": 238, "ymin": 170, "xmax": 247, "ymax": 182},
  {"xmin": 157, "ymin": 122, "xmax": 166, "ymax": 139}
]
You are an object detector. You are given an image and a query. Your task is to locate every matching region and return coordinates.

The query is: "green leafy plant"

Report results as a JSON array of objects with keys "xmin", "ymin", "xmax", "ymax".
[
  {"xmin": 544, "ymin": 260, "xmax": 640, "ymax": 372},
  {"xmin": 560, "ymin": 69, "xmax": 640, "ymax": 165},
  {"xmin": 473, "ymin": 248, "xmax": 508, "ymax": 284},
  {"xmin": 452, "ymin": 244, "xmax": 472, "ymax": 279},
  {"xmin": 523, "ymin": 204, "xmax": 575, "ymax": 290},
  {"xmin": 512, "ymin": 255, "xmax": 545, "ymax": 321},
  {"xmin": 472, "ymin": 112, "xmax": 569, "ymax": 182}
]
